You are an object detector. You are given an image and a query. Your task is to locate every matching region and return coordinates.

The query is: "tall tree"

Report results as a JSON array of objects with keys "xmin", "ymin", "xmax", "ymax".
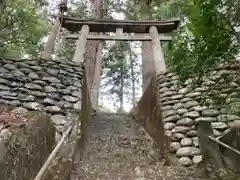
[{"xmin": 0, "ymin": 0, "xmax": 49, "ymax": 58}]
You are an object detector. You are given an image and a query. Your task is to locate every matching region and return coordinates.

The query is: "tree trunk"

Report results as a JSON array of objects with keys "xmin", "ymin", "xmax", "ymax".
[
  {"xmin": 42, "ymin": 11, "xmax": 61, "ymax": 60},
  {"xmin": 129, "ymin": 48, "xmax": 138, "ymax": 137},
  {"xmin": 119, "ymin": 57, "xmax": 124, "ymax": 112}
]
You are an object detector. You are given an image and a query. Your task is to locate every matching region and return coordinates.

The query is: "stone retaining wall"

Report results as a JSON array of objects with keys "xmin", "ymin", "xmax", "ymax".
[
  {"xmin": 0, "ymin": 57, "xmax": 84, "ymax": 140},
  {"xmin": 157, "ymin": 61, "xmax": 240, "ymax": 166}
]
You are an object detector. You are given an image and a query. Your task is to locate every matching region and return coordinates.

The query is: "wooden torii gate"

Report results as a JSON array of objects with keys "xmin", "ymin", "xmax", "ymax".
[{"xmin": 61, "ymin": 16, "xmax": 180, "ymax": 156}]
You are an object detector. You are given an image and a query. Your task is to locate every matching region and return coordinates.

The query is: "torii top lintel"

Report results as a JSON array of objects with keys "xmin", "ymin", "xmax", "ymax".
[{"xmin": 61, "ymin": 16, "xmax": 180, "ymax": 33}]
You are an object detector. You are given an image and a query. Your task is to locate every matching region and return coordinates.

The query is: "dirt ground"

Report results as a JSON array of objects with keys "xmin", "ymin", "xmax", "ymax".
[{"xmin": 71, "ymin": 112, "xmax": 216, "ymax": 180}]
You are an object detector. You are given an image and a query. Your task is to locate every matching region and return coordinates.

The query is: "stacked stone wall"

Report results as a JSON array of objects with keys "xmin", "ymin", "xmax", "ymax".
[
  {"xmin": 0, "ymin": 57, "xmax": 83, "ymax": 140},
  {"xmin": 156, "ymin": 61, "xmax": 240, "ymax": 166}
]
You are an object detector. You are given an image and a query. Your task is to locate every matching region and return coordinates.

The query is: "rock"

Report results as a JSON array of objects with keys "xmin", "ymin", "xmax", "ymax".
[
  {"xmin": 211, "ymin": 122, "xmax": 228, "ymax": 130},
  {"xmin": 228, "ymin": 120, "xmax": 240, "ymax": 129},
  {"xmin": 164, "ymin": 114, "xmax": 180, "ymax": 122},
  {"xmin": 30, "ymin": 91, "xmax": 47, "ymax": 98},
  {"xmin": 179, "ymin": 88, "xmax": 189, "ymax": 94},
  {"xmin": 179, "ymin": 157, "xmax": 193, "ymax": 166},
  {"xmin": 181, "ymin": 98, "xmax": 192, "ymax": 103},
  {"xmin": 162, "ymin": 100, "xmax": 179, "ymax": 106},
  {"xmin": 177, "ymin": 109, "xmax": 188, "ymax": 115},
  {"xmin": 172, "ymin": 126, "xmax": 190, "ymax": 133},
  {"xmin": 159, "ymin": 87, "xmax": 169, "ymax": 93},
  {"xmin": 193, "ymin": 155, "xmax": 202, "ymax": 164},
  {"xmin": 171, "ymin": 133, "xmax": 185, "ymax": 142},
  {"xmin": 202, "ymin": 109, "xmax": 220, "ymax": 117},
  {"xmin": 20, "ymin": 95, "xmax": 36, "ymax": 102},
  {"xmin": 0, "ymin": 67, "xmax": 9, "ymax": 73},
  {"xmin": 72, "ymin": 91, "xmax": 81, "ymax": 97},
  {"xmin": 12, "ymin": 70, "xmax": 25, "ymax": 77},
  {"xmin": 164, "ymin": 122, "xmax": 175, "ymax": 130},
  {"xmin": 186, "ymin": 130, "xmax": 197, "ymax": 137},
  {"xmin": 163, "ymin": 110, "xmax": 177, "ymax": 118},
  {"xmin": 4, "ymin": 63, "xmax": 16, "ymax": 70},
  {"xmin": 63, "ymin": 95, "xmax": 79, "ymax": 103},
  {"xmin": 170, "ymin": 94, "xmax": 184, "ymax": 100},
  {"xmin": 43, "ymin": 98, "xmax": 55, "ymax": 105},
  {"xmin": 0, "ymin": 85, "xmax": 10, "ymax": 90},
  {"xmin": 23, "ymin": 102, "xmax": 43, "ymax": 110},
  {"xmin": 44, "ymin": 106, "xmax": 62, "ymax": 113},
  {"xmin": 7, "ymin": 100, "xmax": 21, "ymax": 106},
  {"xmin": 161, "ymin": 106, "xmax": 172, "ymax": 111},
  {"xmin": 172, "ymin": 103, "xmax": 183, "ymax": 110},
  {"xmin": 11, "ymin": 107, "xmax": 28, "ymax": 115},
  {"xmin": 73, "ymin": 100, "xmax": 81, "ymax": 110},
  {"xmin": 191, "ymin": 106, "xmax": 207, "ymax": 111},
  {"xmin": 192, "ymin": 137, "xmax": 199, "ymax": 147},
  {"xmin": 29, "ymin": 72, "xmax": 39, "ymax": 79},
  {"xmin": 33, "ymin": 80, "xmax": 47, "ymax": 86},
  {"xmin": 185, "ymin": 92, "xmax": 201, "ymax": 98},
  {"xmin": 217, "ymin": 114, "xmax": 240, "ymax": 122},
  {"xmin": 176, "ymin": 118, "xmax": 194, "ymax": 126},
  {"xmin": 183, "ymin": 111, "xmax": 200, "ymax": 118},
  {"xmin": 195, "ymin": 117, "xmax": 216, "ymax": 122},
  {"xmin": 213, "ymin": 129, "xmax": 222, "ymax": 136},
  {"xmin": 42, "ymin": 76, "xmax": 60, "ymax": 83},
  {"xmin": 180, "ymin": 138, "xmax": 193, "ymax": 146},
  {"xmin": 165, "ymin": 130, "xmax": 172, "ymax": 137},
  {"xmin": 169, "ymin": 142, "xmax": 181, "ymax": 153},
  {"xmin": 51, "ymin": 115, "xmax": 67, "ymax": 125},
  {"xmin": 184, "ymin": 101, "xmax": 199, "ymax": 109},
  {"xmin": 160, "ymin": 91, "xmax": 176, "ymax": 98},
  {"xmin": 58, "ymin": 101, "xmax": 73, "ymax": 109},
  {"xmin": 0, "ymin": 78, "xmax": 10, "ymax": 85},
  {"xmin": 176, "ymin": 147, "xmax": 201, "ymax": 157}
]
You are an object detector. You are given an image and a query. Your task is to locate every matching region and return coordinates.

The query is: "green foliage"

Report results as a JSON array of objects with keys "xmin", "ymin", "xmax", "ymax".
[
  {"xmin": 0, "ymin": 0, "xmax": 49, "ymax": 58},
  {"xmin": 168, "ymin": 0, "xmax": 239, "ymax": 83}
]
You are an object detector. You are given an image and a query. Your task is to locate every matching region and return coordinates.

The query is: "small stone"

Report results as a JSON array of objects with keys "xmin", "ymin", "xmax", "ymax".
[
  {"xmin": 176, "ymin": 147, "xmax": 201, "ymax": 157},
  {"xmin": 213, "ymin": 129, "xmax": 222, "ymax": 137},
  {"xmin": 11, "ymin": 107, "xmax": 28, "ymax": 115},
  {"xmin": 217, "ymin": 114, "xmax": 240, "ymax": 122},
  {"xmin": 172, "ymin": 126, "xmax": 190, "ymax": 133},
  {"xmin": 33, "ymin": 80, "xmax": 47, "ymax": 86},
  {"xmin": 181, "ymin": 98, "xmax": 193, "ymax": 103},
  {"xmin": 160, "ymin": 91, "xmax": 176, "ymax": 98},
  {"xmin": 193, "ymin": 155, "xmax": 202, "ymax": 164},
  {"xmin": 4, "ymin": 64, "xmax": 16, "ymax": 70},
  {"xmin": 180, "ymin": 138, "xmax": 193, "ymax": 146},
  {"xmin": 172, "ymin": 103, "xmax": 183, "ymax": 110},
  {"xmin": 43, "ymin": 98, "xmax": 55, "ymax": 105},
  {"xmin": 159, "ymin": 87, "xmax": 169, "ymax": 93},
  {"xmin": 228, "ymin": 120, "xmax": 240, "ymax": 129},
  {"xmin": 161, "ymin": 106, "xmax": 172, "ymax": 111},
  {"xmin": 186, "ymin": 130, "xmax": 197, "ymax": 137},
  {"xmin": 42, "ymin": 76, "xmax": 60, "ymax": 83},
  {"xmin": 165, "ymin": 130, "xmax": 172, "ymax": 137},
  {"xmin": 179, "ymin": 88, "xmax": 189, "ymax": 94},
  {"xmin": 63, "ymin": 95, "xmax": 79, "ymax": 103},
  {"xmin": 0, "ymin": 78, "xmax": 10, "ymax": 85},
  {"xmin": 163, "ymin": 110, "xmax": 177, "ymax": 118},
  {"xmin": 185, "ymin": 92, "xmax": 201, "ymax": 98},
  {"xmin": 20, "ymin": 95, "xmax": 36, "ymax": 102},
  {"xmin": 72, "ymin": 91, "xmax": 81, "ymax": 97},
  {"xmin": 183, "ymin": 111, "xmax": 200, "ymax": 118},
  {"xmin": 74, "ymin": 100, "xmax": 81, "ymax": 110},
  {"xmin": 23, "ymin": 102, "xmax": 43, "ymax": 110},
  {"xmin": 177, "ymin": 109, "xmax": 188, "ymax": 115},
  {"xmin": 191, "ymin": 106, "xmax": 207, "ymax": 111},
  {"xmin": 164, "ymin": 122, "xmax": 175, "ymax": 130},
  {"xmin": 44, "ymin": 86, "xmax": 57, "ymax": 93},
  {"xmin": 171, "ymin": 133, "xmax": 185, "ymax": 142},
  {"xmin": 29, "ymin": 72, "xmax": 39, "ymax": 79},
  {"xmin": 195, "ymin": 117, "xmax": 216, "ymax": 122},
  {"xmin": 51, "ymin": 115, "xmax": 67, "ymax": 125},
  {"xmin": 211, "ymin": 122, "xmax": 228, "ymax": 130},
  {"xmin": 169, "ymin": 142, "xmax": 181, "ymax": 153},
  {"xmin": 192, "ymin": 137, "xmax": 199, "ymax": 147},
  {"xmin": 44, "ymin": 106, "xmax": 62, "ymax": 113},
  {"xmin": 176, "ymin": 118, "xmax": 194, "ymax": 126},
  {"xmin": 25, "ymin": 83, "xmax": 43, "ymax": 90},
  {"xmin": 58, "ymin": 101, "xmax": 73, "ymax": 109},
  {"xmin": 164, "ymin": 115, "xmax": 180, "ymax": 122},
  {"xmin": 202, "ymin": 109, "xmax": 220, "ymax": 117},
  {"xmin": 30, "ymin": 91, "xmax": 47, "ymax": 98},
  {"xmin": 170, "ymin": 94, "xmax": 184, "ymax": 100},
  {"xmin": 0, "ymin": 85, "xmax": 10, "ymax": 90},
  {"xmin": 179, "ymin": 157, "xmax": 193, "ymax": 166},
  {"xmin": 12, "ymin": 70, "xmax": 25, "ymax": 76},
  {"xmin": 184, "ymin": 101, "xmax": 199, "ymax": 109}
]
